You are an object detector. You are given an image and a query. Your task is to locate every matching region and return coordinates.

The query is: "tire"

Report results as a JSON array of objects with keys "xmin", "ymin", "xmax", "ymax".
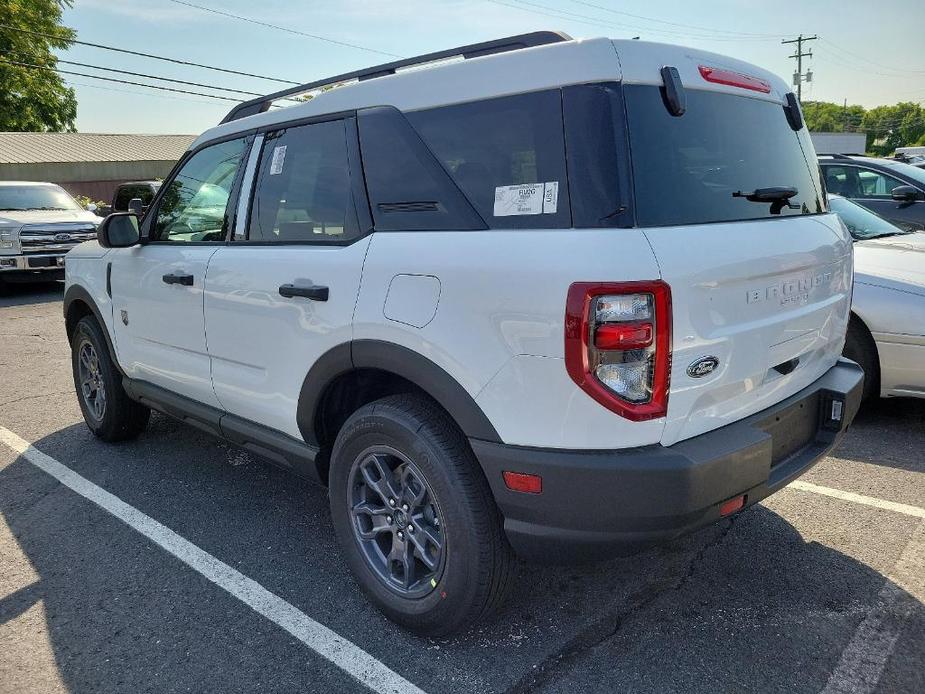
[
  {"xmin": 71, "ymin": 315, "xmax": 150, "ymax": 441},
  {"xmin": 328, "ymin": 393, "xmax": 514, "ymax": 636},
  {"xmin": 843, "ymin": 317, "xmax": 880, "ymax": 402}
]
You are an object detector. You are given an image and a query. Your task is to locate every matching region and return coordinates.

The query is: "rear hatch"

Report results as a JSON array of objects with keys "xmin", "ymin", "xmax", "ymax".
[{"xmin": 619, "ymin": 59, "xmax": 853, "ymax": 446}]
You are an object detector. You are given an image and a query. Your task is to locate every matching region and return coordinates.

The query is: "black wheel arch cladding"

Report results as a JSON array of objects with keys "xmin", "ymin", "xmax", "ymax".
[{"xmin": 296, "ymin": 340, "xmax": 502, "ymax": 449}]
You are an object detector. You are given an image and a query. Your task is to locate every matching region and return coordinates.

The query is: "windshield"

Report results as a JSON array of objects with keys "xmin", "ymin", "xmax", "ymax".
[
  {"xmin": 828, "ymin": 196, "xmax": 911, "ymax": 240},
  {"xmin": 881, "ymin": 160, "xmax": 925, "ymax": 186},
  {"xmin": 0, "ymin": 184, "xmax": 82, "ymax": 212},
  {"xmin": 624, "ymin": 86, "xmax": 825, "ymax": 227}
]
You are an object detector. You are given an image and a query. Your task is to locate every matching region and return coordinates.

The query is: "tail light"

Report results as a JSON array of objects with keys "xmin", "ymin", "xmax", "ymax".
[{"xmin": 565, "ymin": 281, "xmax": 672, "ymax": 421}]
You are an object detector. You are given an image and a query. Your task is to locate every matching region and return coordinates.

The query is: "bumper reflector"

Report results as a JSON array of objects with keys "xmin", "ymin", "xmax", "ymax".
[
  {"xmin": 503, "ymin": 471, "xmax": 542, "ymax": 494},
  {"xmin": 719, "ymin": 494, "xmax": 746, "ymax": 517}
]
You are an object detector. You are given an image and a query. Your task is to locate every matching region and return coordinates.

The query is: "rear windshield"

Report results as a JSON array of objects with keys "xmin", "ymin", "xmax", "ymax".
[
  {"xmin": 624, "ymin": 85, "xmax": 824, "ymax": 227},
  {"xmin": 114, "ymin": 184, "xmax": 157, "ymax": 210}
]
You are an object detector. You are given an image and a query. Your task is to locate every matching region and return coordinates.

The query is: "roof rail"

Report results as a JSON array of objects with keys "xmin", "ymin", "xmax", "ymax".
[
  {"xmin": 219, "ymin": 31, "xmax": 572, "ymax": 124},
  {"xmin": 828, "ymin": 153, "xmax": 864, "ymax": 159}
]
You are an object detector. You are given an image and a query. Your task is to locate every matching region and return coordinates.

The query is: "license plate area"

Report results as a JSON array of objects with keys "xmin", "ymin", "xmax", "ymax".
[{"xmin": 759, "ymin": 392, "xmax": 820, "ymax": 466}]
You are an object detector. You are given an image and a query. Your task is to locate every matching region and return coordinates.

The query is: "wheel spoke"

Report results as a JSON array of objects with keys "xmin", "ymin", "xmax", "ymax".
[
  {"xmin": 352, "ymin": 501, "xmax": 391, "ymax": 540},
  {"xmin": 407, "ymin": 531, "xmax": 439, "ymax": 571},
  {"xmin": 79, "ymin": 349, "xmax": 92, "ymax": 372},
  {"xmin": 389, "ymin": 536, "xmax": 415, "ymax": 589},
  {"xmin": 359, "ymin": 454, "xmax": 400, "ymax": 505},
  {"xmin": 400, "ymin": 465, "xmax": 427, "ymax": 507}
]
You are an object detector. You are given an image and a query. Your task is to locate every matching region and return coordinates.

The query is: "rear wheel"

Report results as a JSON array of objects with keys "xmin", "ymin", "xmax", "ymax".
[
  {"xmin": 71, "ymin": 316, "xmax": 150, "ymax": 441},
  {"xmin": 328, "ymin": 394, "xmax": 514, "ymax": 636},
  {"xmin": 843, "ymin": 317, "xmax": 880, "ymax": 402}
]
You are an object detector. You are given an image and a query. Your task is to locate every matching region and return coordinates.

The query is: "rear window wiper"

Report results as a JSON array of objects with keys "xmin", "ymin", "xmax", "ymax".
[{"xmin": 733, "ymin": 187, "xmax": 799, "ymax": 214}]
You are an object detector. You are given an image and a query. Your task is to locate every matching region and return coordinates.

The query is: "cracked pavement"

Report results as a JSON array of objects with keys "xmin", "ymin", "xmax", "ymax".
[{"xmin": 1, "ymin": 283, "xmax": 923, "ymax": 694}]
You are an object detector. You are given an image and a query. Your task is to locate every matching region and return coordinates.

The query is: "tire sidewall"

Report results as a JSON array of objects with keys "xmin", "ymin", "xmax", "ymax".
[
  {"xmin": 329, "ymin": 404, "xmax": 486, "ymax": 628},
  {"xmin": 72, "ymin": 317, "xmax": 122, "ymax": 438}
]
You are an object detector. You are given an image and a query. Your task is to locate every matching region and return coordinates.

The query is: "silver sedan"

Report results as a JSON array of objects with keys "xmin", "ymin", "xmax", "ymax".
[{"xmin": 829, "ymin": 194, "xmax": 925, "ymax": 401}]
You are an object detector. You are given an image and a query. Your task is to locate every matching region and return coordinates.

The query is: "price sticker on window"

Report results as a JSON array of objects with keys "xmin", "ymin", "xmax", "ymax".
[{"xmin": 493, "ymin": 182, "xmax": 558, "ymax": 216}]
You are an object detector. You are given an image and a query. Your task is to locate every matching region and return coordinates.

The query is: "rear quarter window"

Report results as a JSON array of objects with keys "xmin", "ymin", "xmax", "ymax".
[
  {"xmin": 624, "ymin": 85, "xmax": 825, "ymax": 227},
  {"xmin": 406, "ymin": 90, "xmax": 571, "ymax": 229}
]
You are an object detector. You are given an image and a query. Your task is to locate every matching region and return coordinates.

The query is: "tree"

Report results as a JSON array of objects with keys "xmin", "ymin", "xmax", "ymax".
[
  {"xmin": 801, "ymin": 101, "xmax": 865, "ymax": 134},
  {"xmin": 862, "ymin": 103, "xmax": 925, "ymax": 155},
  {"xmin": 0, "ymin": 0, "xmax": 77, "ymax": 132}
]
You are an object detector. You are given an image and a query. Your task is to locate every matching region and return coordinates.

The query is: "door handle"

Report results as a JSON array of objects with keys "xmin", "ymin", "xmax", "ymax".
[
  {"xmin": 278, "ymin": 283, "xmax": 329, "ymax": 301},
  {"xmin": 162, "ymin": 273, "xmax": 194, "ymax": 286}
]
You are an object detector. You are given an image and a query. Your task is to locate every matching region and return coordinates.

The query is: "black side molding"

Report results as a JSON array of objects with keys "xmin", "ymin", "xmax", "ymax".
[
  {"xmin": 123, "ymin": 378, "xmax": 321, "ymax": 482},
  {"xmin": 659, "ymin": 66, "xmax": 686, "ymax": 117}
]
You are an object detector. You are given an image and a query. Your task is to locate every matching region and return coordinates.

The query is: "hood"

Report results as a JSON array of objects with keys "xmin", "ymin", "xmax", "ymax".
[
  {"xmin": 0, "ymin": 209, "xmax": 103, "ymax": 227},
  {"xmin": 854, "ymin": 231, "xmax": 925, "ymax": 297}
]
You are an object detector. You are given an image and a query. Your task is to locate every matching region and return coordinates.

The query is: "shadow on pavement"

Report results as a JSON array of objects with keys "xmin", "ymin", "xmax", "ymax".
[
  {"xmin": 1, "ymin": 416, "xmax": 922, "ymax": 693},
  {"xmin": 0, "ymin": 281, "xmax": 63, "ymax": 308},
  {"xmin": 833, "ymin": 396, "xmax": 925, "ymax": 473}
]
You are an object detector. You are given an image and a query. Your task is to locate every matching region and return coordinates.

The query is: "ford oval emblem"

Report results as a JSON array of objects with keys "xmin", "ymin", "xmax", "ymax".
[
  {"xmin": 687, "ymin": 356, "xmax": 719, "ymax": 379},
  {"xmin": 54, "ymin": 233, "xmax": 71, "ymax": 241}
]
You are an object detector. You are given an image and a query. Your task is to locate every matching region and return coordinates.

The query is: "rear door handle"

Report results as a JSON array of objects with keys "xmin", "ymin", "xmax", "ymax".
[
  {"xmin": 162, "ymin": 273, "xmax": 194, "ymax": 286},
  {"xmin": 278, "ymin": 283, "xmax": 329, "ymax": 301}
]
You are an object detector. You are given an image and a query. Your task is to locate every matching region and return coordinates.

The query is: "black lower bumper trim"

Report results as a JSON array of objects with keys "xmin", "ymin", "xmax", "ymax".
[{"xmin": 471, "ymin": 358, "xmax": 864, "ymax": 563}]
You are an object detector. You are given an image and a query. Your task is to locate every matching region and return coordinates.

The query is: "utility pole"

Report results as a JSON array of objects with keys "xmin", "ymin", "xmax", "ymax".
[{"xmin": 782, "ymin": 34, "xmax": 817, "ymax": 101}]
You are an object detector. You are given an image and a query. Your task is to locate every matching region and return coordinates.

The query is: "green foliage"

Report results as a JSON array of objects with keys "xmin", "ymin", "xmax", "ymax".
[
  {"xmin": 803, "ymin": 100, "xmax": 925, "ymax": 156},
  {"xmin": 73, "ymin": 194, "xmax": 106, "ymax": 210},
  {"xmin": 861, "ymin": 103, "xmax": 925, "ymax": 155},
  {"xmin": 801, "ymin": 101, "xmax": 865, "ymax": 134},
  {"xmin": 0, "ymin": 0, "xmax": 77, "ymax": 132}
]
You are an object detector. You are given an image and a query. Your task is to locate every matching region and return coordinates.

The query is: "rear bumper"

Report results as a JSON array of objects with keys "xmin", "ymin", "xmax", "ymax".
[{"xmin": 471, "ymin": 358, "xmax": 864, "ymax": 563}]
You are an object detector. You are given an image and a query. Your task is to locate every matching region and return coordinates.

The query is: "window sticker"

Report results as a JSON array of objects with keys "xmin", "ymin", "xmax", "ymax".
[
  {"xmin": 269, "ymin": 145, "xmax": 287, "ymax": 175},
  {"xmin": 543, "ymin": 181, "xmax": 559, "ymax": 214},
  {"xmin": 493, "ymin": 182, "xmax": 559, "ymax": 216}
]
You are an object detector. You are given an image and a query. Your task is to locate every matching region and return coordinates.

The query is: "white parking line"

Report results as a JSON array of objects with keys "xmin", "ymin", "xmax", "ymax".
[
  {"xmin": 788, "ymin": 480, "xmax": 925, "ymax": 519},
  {"xmin": 0, "ymin": 425, "xmax": 426, "ymax": 694},
  {"xmin": 784, "ymin": 479, "xmax": 924, "ymax": 694},
  {"xmin": 821, "ymin": 520, "xmax": 924, "ymax": 694}
]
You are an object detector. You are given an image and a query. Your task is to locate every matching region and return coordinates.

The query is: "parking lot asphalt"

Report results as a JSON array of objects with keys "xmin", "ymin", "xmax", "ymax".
[{"xmin": 1, "ymin": 282, "xmax": 923, "ymax": 694}]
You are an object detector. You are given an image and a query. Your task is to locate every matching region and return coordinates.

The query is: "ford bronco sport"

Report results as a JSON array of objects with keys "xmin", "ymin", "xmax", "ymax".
[{"xmin": 64, "ymin": 32, "xmax": 864, "ymax": 635}]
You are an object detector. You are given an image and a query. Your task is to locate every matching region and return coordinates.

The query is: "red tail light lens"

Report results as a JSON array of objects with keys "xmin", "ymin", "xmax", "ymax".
[
  {"xmin": 698, "ymin": 66, "xmax": 771, "ymax": 94},
  {"xmin": 565, "ymin": 281, "xmax": 672, "ymax": 421}
]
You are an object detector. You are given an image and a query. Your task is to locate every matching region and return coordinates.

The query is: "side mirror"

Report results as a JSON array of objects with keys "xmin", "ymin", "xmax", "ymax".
[
  {"xmin": 86, "ymin": 202, "xmax": 98, "ymax": 213},
  {"xmin": 127, "ymin": 197, "xmax": 144, "ymax": 216},
  {"xmin": 891, "ymin": 185, "xmax": 920, "ymax": 202},
  {"xmin": 97, "ymin": 213, "xmax": 140, "ymax": 248}
]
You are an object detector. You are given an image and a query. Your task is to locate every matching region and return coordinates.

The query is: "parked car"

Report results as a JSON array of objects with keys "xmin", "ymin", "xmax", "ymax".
[
  {"xmin": 64, "ymin": 32, "xmax": 863, "ymax": 635},
  {"xmin": 112, "ymin": 180, "xmax": 160, "ymax": 213},
  {"xmin": 828, "ymin": 194, "xmax": 925, "ymax": 401},
  {"xmin": 819, "ymin": 154, "xmax": 925, "ymax": 228},
  {"xmin": 0, "ymin": 181, "xmax": 101, "ymax": 285}
]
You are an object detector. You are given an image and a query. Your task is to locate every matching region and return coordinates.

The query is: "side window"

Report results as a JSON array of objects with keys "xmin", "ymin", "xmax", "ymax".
[
  {"xmin": 151, "ymin": 138, "xmax": 247, "ymax": 243},
  {"xmin": 406, "ymin": 90, "xmax": 570, "ymax": 229},
  {"xmin": 855, "ymin": 168, "xmax": 905, "ymax": 198},
  {"xmin": 247, "ymin": 119, "xmax": 356, "ymax": 243}
]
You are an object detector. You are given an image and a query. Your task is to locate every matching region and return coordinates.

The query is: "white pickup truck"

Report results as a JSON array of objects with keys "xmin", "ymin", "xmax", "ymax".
[{"xmin": 0, "ymin": 181, "xmax": 101, "ymax": 285}]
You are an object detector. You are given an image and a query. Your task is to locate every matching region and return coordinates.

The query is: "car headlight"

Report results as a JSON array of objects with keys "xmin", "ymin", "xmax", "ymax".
[{"xmin": 0, "ymin": 227, "xmax": 14, "ymax": 249}]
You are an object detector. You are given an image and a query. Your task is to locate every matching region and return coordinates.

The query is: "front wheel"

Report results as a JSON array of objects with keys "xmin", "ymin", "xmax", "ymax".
[
  {"xmin": 328, "ymin": 394, "xmax": 514, "ymax": 636},
  {"xmin": 71, "ymin": 316, "xmax": 150, "ymax": 441}
]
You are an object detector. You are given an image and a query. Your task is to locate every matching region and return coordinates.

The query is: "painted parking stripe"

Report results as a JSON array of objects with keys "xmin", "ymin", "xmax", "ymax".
[
  {"xmin": 0, "ymin": 425, "xmax": 426, "ymax": 694},
  {"xmin": 788, "ymin": 480, "xmax": 925, "ymax": 519},
  {"xmin": 821, "ymin": 520, "xmax": 924, "ymax": 694}
]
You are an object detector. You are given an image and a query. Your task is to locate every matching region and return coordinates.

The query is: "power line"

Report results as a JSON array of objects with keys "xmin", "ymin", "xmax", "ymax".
[
  {"xmin": 63, "ymin": 79, "xmax": 226, "ymax": 106},
  {"xmin": 486, "ymin": 0, "xmax": 779, "ymax": 42},
  {"xmin": 0, "ymin": 23, "xmax": 299, "ymax": 84},
  {"xmin": 565, "ymin": 0, "xmax": 783, "ymax": 39},
  {"xmin": 34, "ymin": 56, "xmax": 265, "ymax": 97},
  {"xmin": 164, "ymin": 0, "xmax": 404, "ymax": 58},
  {"xmin": 820, "ymin": 38, "xmax": 925, "ymax": 75},
  {"xmin": 0, "ymin": 58, "xmax": 245, "ymax": 102}
]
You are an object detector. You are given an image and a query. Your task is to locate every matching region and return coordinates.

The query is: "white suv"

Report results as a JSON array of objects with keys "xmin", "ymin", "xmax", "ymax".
[{"xmin": 64, "ymin": 32, "xmax": 864, "ymax": 635}]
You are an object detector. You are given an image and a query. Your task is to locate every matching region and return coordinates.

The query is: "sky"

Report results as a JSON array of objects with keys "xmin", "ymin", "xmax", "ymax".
[{"xmin": 54, "ymin": 0, "xmax": 925, "ymax": 135}]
